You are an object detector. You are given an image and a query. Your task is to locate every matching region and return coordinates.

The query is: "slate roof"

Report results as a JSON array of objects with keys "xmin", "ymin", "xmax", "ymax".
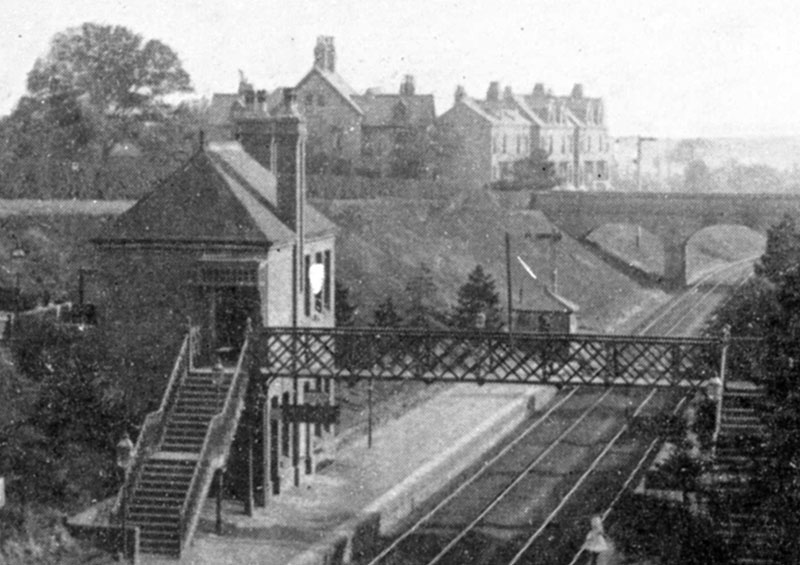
[
  {"xmin": 296, "ymin": 67, "xmax": 364, "ymax": 115},
  {"xmin": 207, "ymin": 94, "xmax": 243, "ymax": 128},
  {"xmin": 456, "ymin": 97, "xmax": 530, "ymax": 126},
  {"xmin": 353, "ymin": 94, "xmax": 436, "ymax": 128},
  {"xmin": 95, "ymin": 141, "xmax": 336, "ymax": 247}
]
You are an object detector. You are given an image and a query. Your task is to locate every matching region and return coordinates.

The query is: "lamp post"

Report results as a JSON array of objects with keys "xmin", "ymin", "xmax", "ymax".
[{"xmin": 115, "ymin": 431, "xmax": 134, "ymax": 562}]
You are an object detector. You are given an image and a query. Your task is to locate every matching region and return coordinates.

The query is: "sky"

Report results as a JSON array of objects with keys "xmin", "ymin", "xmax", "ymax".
[{"xmin": 1, "ymin": 0, "xmax": 799, "ymax": 138}]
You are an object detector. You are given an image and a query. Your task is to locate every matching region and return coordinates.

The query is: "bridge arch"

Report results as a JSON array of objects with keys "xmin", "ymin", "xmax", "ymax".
[
  {"xmin": 531, "ymin": 191, "xmax": 796, "ymax": 287},
  {"xmin": 685, "ymin": 224, "xmax": 766, "ymax": 284}
]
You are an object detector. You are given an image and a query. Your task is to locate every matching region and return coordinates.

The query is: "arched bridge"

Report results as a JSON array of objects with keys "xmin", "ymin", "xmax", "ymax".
[{"xmin": 530, "ymin": 191, "xmax": 800, "ymax": 287}]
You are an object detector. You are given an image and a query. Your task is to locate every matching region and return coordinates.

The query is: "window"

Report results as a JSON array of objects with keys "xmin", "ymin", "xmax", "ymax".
[
  {"xmin": 305, "ymin": 93, "xmax": 314, "ymax": 106},
  {"xmin": 548, "ymin": 136, "xmax": 553, "ymax": 154},
  {"xmin": 304, "ymin": 254, "xmax": 311, "ymax": 317},
  {"xmin": 314, "ymin": 252, "xmax": 324, "ymax": 312},
  {"xmin": 331, "ymin": 126, "xmax": 344, "ymax": 151},
  {"xmin": 516, "ymin": 135, "xmax": 521, "ymax": 154},
  {"xmin": 588, "ymin": 135, "xmax": 592, "ymax": 152},
  {"xmin": 561, "ymin": 136, "xmax": 566, "ymax": 154},
  {"xmin": 323, "ymin": 250, "xmax": 331, "ymax": 310},
  {"xmin": 493, "ymin": 136, "xmax": 498, "ymax": 154},
  {"xmin": 502, "ymin": 134, "xmax": 507, "ymax": 154},
  {"xmin": 317, "ymin": 94, "xmax": 326, "ymax": 107}
]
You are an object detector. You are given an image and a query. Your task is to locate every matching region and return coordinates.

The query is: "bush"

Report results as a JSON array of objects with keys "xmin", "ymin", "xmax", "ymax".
[{"xmin": 609, "ymin": 493, "xmax": 730, "ymax": 564}]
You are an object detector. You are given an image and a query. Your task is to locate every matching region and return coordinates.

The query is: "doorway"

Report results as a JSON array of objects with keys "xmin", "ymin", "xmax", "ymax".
[{"xmin": 212, "ymin": 286, "xmax": 259, "ymax": 358}]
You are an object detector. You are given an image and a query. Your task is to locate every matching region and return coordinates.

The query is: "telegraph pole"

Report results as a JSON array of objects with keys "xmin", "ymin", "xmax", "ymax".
[{"xmin": 635, "ymin": 136, "xmax": 657, "ymax": 191}]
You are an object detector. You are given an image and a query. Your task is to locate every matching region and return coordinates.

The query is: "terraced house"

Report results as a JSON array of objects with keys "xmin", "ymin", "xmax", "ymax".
[
  {"xmin": 437, "ymin": 84, "xmax": 532, "ymax": 189},
  {"xmin": 440, "ymin": 81, "xmax": 611, "ymax": 189}
]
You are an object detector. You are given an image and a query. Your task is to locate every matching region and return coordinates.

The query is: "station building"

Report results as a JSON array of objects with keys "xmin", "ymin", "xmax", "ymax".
[{"xmin": 92, "ymin": 88, "xmax": 337, "ymax": 498}]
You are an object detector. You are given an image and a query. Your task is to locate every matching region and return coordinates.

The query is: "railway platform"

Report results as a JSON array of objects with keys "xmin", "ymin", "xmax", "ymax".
[{"xmin": 139, "ymin": 382, "xmax": 556, "ymax": 565}]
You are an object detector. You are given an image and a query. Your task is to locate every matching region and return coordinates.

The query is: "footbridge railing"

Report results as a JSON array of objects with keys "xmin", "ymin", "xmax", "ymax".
[{"xmin": 257, "ymin": 327, "xmax": 763, "ymax": 388}]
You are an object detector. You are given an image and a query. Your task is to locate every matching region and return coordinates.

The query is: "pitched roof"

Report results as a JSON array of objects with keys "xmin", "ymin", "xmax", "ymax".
[
  {"xmin": 454, "ymin": 97, "xmax": 530, "ymax": 126},
  {"xmin": 353, "ymin": 93, "xmax": 436, "ymax": 127},
  {"xmin": 95, "ymin": 141, "xmax": 336, "ymax": 247},
  {"xmin": 515, "ymin": 278, "xmax": 579, "ymax": 313},
  {"xmin": 207, "ymin": 93, "xmax": 243, "ymax": 127},
  {"xmin": 296, "ymin": 67, "xmax": 364, "ymax": 115}
]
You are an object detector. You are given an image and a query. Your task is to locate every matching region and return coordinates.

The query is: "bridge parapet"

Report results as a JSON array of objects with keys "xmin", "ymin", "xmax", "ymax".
[
  {"xmin": 530, "ymin": 190, "xmax": 795, "ymax": 287},
  {"xmin": 257, "ymin": 327, "xmax": 762, "ymax": 388}
]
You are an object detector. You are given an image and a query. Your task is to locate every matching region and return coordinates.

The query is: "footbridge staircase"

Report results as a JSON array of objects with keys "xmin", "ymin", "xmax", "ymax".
[{"xmin": 115, "ymin": 327, "xmax": 256, "ymax": 557}]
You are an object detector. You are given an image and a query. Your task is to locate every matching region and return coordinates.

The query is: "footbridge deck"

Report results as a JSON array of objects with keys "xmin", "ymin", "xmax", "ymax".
[{"xmin": 258, "ymin": 327, "xmax": 760, "ymax": 388}]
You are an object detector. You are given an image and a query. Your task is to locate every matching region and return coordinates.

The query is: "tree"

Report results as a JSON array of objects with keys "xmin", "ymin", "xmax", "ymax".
[
  {"xmin": 508, "ymin": 148, "xmax": 560, "ymax": 191},
  {"xmin": 373, "ymin": 296, "xmax": 403, "ymax": 327},
  {"xmin": 335, "ymin": 280, "xmax": 358, "ymax": 326},
  {"xmin": 404, "ymin": 263, "xmax": 446, "ymax": 328},
  {"xmin": 27, "ymin": 23, "xmax": 191, "ymax": 115},
  {"xmin": 451, "ymin": 265, "xmax": 503, "ymax": 329},
  {"xmin": 0, "ymin": 23, "xmax": 196, "ymax": 199},
  {"xmin": 683, "ymin": 158, "xmax": 716, "ymax": 193}
]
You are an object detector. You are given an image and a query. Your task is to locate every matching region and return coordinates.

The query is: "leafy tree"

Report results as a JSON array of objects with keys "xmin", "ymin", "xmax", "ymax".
[
  {"xmin": 0, "ymin": 23, "xmax": 196, "ymax": 199},
  {"xmin": 509, "ymin": 147, "xmax": 560, "ymax": 190},
  {"xmin": 755, "ymin": 214, "xmax": 800, "ymax": 285},
  {"xmin": 451, "ymin": 265, "xmax": 503, "ymax": 329},
  {"xmin": 373, "ymin": 296, "xmax": 403, "ymax": 327},
  {"xmin": 683, "ymin": 158, "xmax": 716, "ymax": 192},
  {"xmin": 27, "ymin": 23, "xmax": 191, "ymax": 115}
]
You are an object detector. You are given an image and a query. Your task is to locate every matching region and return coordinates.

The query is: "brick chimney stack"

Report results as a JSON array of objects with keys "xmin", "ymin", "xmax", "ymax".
[
  {"xmin": 400, "ymin": 75, "xmax": 415, "ymax": 96},
  {"xmin": 532, "ymin": 83, "xmax": 545, "ymax": 98},
  {"xmin": 313, "ymin": 36, "xmax": 336, "ymax": 72},
  {"xmin": 486, "ymin": 81, "xmax": 500, "ymax": 102},
  {"xmin": 571, "ymin": 83, "xmax": 584, "ymax": 99},
  {"xmin": 454, "ymin": 85, "xmax": 466, "ymax": 104},
  {"xmin": 271, "ymin": 88, "xmax": 307, "ymax": 233}
]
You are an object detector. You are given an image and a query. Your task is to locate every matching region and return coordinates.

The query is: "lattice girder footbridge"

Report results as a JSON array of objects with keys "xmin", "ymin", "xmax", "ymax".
[{"xmin": 255, "ymin": 327, "xmax": 761, "ymax": 388}]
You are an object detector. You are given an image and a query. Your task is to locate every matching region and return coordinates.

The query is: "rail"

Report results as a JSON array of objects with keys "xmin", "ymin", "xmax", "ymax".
[
  {"xmin": 113, "ymin": 333, "xmax": 190, "ymax": 518},
  {"xmin": 260, "ymin": 327, "xmax": 760, "ymax": 387},
  {"xmin": 178, "ymin": 330, "xmax": 254, "ymax": 556}
]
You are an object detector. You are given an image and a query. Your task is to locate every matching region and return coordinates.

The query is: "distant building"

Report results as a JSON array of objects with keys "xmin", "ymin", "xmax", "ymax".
[
  {"xmin": 437, "ymin": 84, "xmax": 531, "ymax": 189},
  {"xmin": 294, "ymin": 36, "xmax": 436, "ymax": 177},
  {"xmin": 439, "ymin": 81, "xmax": 611, "ymax": 189}
]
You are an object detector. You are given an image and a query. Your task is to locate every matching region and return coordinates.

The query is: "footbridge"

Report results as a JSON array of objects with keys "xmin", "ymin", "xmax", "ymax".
[
  {"xmin": 263, "ymin": 326, "xmax": 759, "ymax": 387},
  {"xmin": 530, "ymin": 191, "xmax": 800, "ymax": 287}
]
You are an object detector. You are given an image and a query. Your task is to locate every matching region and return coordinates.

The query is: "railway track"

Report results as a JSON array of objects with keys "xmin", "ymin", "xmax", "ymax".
[{"xmin": 360, "ymin": 257, "xmax": 755, "ymax": 565}]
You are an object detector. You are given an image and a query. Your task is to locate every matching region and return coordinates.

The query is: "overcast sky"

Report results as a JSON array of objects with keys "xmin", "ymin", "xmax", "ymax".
[{"xmin": 1, "ymin": 0, "xmax": 798, "ymax": 138}]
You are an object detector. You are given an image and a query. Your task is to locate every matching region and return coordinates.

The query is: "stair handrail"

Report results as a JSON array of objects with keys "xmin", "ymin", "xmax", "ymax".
[
  {"xmin": 113, "ymin": 333, "xmax": 191, "ymax": 518},
  {"xmin": 178, "ymin": 333, "xmax": 254, "ymax": 555}
]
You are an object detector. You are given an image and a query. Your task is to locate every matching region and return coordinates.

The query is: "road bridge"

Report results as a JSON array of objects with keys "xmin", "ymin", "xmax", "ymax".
[{"xmin": 530, "ymin": 191, "xmax": 800, "ymax": 287}]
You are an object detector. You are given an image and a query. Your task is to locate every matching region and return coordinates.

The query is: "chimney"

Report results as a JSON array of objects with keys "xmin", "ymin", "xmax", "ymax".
[
  {"xmin": 256, "ymin": 89, "xmax": 268, "ymax": 113},
  {"xmin": 486, "ymin": 81, "xmax": 500, "ymax": 102},
  {"xmin": 400, "ymin": 74, "xmax": 415, "ymax": 96},
  {"xmin": 271, "ymin": 88, "xmax": 307, "ymax": 232},
  {"xmin": 454, "ymin": 85, "xmax": 466, "ymax": 104},
  {"xmin": 503, "ymin": 85, "xmax": 514, "ymax": 101},
  {"xmin": 313, "ymin": 36, "xmax": 336, "ymax": 72},
  {"xmin": 532, "ymin": 83, "xmax": 545, "ymax": 97},
  {"xmin": 571, "ymin": 83, "xmax": 584, "ymax": 99}
]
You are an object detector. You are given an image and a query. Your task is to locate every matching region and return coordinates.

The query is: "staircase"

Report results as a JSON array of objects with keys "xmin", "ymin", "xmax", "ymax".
[
  {"xmin": 713, "ymin": 383, "xmax": 781, "ymax": 565},
  {"xmin": 117, "ymin": 330, "xmax": 254, "ymax": 558}
]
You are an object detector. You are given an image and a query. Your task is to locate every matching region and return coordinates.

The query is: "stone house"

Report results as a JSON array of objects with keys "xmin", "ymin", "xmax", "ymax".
[
  {"xmin": 436, "ymin": 84, "xmax": 531, "ymax": 189},
  {"xmin": 294, "ymin": 36, "xmax": 436, "ymax": 177}
]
